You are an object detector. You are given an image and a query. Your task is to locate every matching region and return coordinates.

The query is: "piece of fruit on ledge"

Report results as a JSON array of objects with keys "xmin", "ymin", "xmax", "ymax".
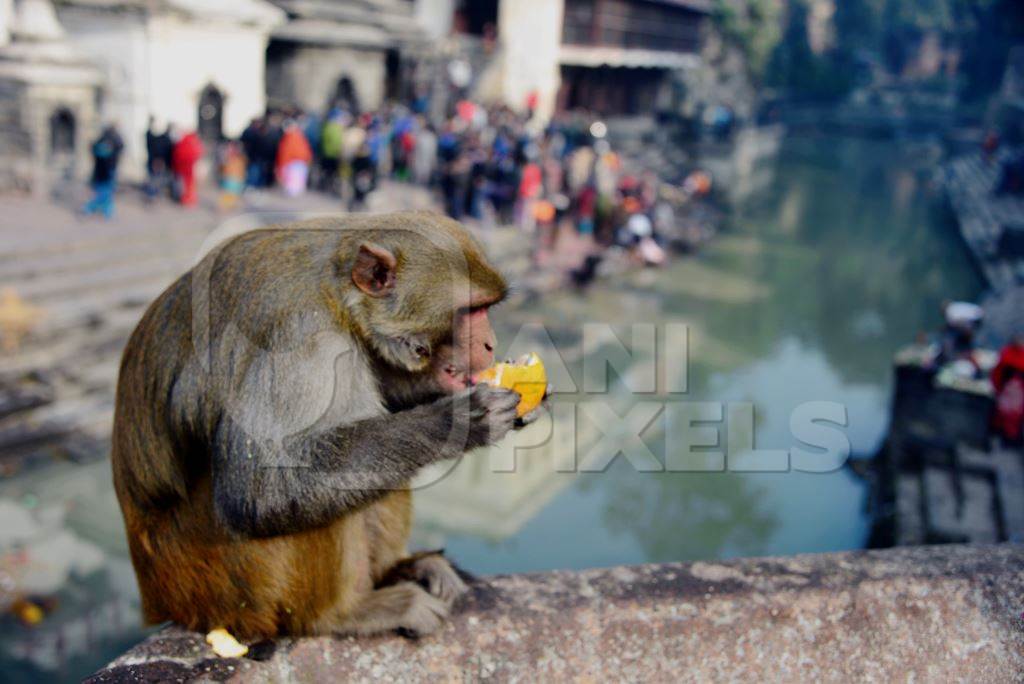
[
  {"xmin": 207, "ymin": 628, "xmax": 248, "ymax": 658},
  {"xmin": 474, "ymin": 352, "xmax": 547, "ymax": 417}
]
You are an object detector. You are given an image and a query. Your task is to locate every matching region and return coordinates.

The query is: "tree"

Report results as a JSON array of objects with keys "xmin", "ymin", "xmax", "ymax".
[
  {"xmin": 764, "ymin": 0, "xmax": 852, "ymax": 100},
  {"xmin": 714, "ymin": 0, "xmax": 785, "ymax": 84},
  {"xmin": 719, "ymin": 0, "xmax": 1022, "ymax": 102}
]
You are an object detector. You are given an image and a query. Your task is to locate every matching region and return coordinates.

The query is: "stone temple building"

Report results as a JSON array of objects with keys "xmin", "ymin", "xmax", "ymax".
[
  {"xmin": 265, "ymin": 0, "xmax": 429, "ymax": 114},
  {"xmin": 417, "ymin": 0, "xmax": 710, "ymax": 120},
  {"xmin": 53, "ymin": 0, "xmax": 285, "ymax": 180},
  {"xmin": 0, "ymin": 0, "xmax": 101, "ymax": 193}
]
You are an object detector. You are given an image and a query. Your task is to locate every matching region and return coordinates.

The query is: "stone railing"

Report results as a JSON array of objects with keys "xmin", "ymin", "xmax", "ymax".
[{"xmin": 87, "ymin": 544, "xmax": 1024, "ymax": 682}]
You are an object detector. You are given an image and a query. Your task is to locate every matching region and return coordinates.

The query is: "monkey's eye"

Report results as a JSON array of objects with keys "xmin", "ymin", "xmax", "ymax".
[
  {"xmin": 459, "ymin": 302, "xmax": 494, "ymax": 316},
  {"xmin": 402, "ymin": 337, "xmax": 431, "ymax": 361}
]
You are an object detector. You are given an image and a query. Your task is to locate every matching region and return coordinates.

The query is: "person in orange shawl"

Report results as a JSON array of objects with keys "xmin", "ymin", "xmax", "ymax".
[
  {"xmin": 991, "ymin": 334, "xmax": 1024, "ymax": 444},
  {"xmin": 276, "ymin": 122, "xmax": 313, "ymax": 197},
  {"xmin": 172, "ymin": 130, "xmax": 204, "ymax": 207},
  {"xmin": 218, "ymin": 141, "xmax": 247, "ymax": 212}
]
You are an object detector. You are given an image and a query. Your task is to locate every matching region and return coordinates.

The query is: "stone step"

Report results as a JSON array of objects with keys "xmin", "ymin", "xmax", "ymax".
[
  {"xmin": 34, "ymin": 279, "xmax": 168, "ymax": 335},
  {"xmin": 0, "ymin": 213, "xmax": 208, "ymax": 256},
  {"xmin": 0, "ymin": 231, "xmax": 204, "ymax": 282},
  {"xmin": 13, "ymin": 257, "xmax": 188, "ymax": 305},
  {"xmin": 0, "ymin": 375, "xmax": 54, "ymax": 421},
  {"xmin": 943, "ymin": 148, "xmax": 1024, "ymax": 292},
  {"xmin": 0, "ymin": 393, "xmax": 113, "ymax": 459},
  {"xmin": 0, "ymin": 310, "xmax": 138, "ymax": 378}
]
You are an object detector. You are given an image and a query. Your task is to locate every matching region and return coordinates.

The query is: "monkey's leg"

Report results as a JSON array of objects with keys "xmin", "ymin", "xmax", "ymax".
[
  {"xmin": 378, "ymin": 551, "xmax": 469, "ymax": 607},
  {"xmin": 365, "ymin": 490, "xmax": 413, "ymax": 583},
  {"xmin": 332, "ymin": 582, "xmax": 449, "ymax": 637}
]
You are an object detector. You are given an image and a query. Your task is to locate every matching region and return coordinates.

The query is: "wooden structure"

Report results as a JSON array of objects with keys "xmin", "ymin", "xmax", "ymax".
[{"xmin": 867, "ymin": 358, "xmax": 1023, "ymax": 548}]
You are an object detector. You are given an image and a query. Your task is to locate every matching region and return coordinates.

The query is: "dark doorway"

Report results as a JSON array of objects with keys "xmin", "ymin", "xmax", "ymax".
[
  {"xmin": 48, "ymin": 107, "xmax": 78, "ymax": 192},
  {"xmin": 49, "ymin": 108, "xmax": 76, "ymax": 155},
  {"xmin": 385, "ymin": 49, "xmax": 401, "ymax": 102},
  {"xmin": 197, "ymin": 83, "xmax": 224, "ymax": 142},
  {"xmin": 332, "ymin": 76, "xmax": 360, "ymax": 114},
  {"xmin": 452, "ymin": 0, "xmax": 498, "ymax": 36}
]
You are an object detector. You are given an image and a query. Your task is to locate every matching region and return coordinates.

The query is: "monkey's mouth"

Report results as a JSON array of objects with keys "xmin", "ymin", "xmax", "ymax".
[{"xmin": 438, "ymin": 363, "xmax": 474, "ymax": 393}]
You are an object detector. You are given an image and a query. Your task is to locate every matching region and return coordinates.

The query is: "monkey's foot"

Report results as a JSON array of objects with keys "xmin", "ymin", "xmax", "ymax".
[
  {"xmin": 390, "ymin": 582, "xmax": 450, "ymax": 638},
  {"xmin": 338, "ymin": 582, "xmax": 449, "ymax": 638},
  {"xmin": 412, "ymin": 553, "xmax": 469, "ymax": 606}
]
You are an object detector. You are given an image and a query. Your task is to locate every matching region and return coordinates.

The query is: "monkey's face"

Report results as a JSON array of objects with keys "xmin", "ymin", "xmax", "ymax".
[
  {"xmin": 349, "ymin": 220, "xmax": 506, "ymax": 392},
  {"xmin": 431, "ymin": 305, "xmax": 497, "ymax": 393}
]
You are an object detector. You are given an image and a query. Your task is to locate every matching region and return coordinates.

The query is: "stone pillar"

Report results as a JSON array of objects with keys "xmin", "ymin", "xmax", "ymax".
[
  {"xmin": 497, "ymin": 0, "xmax": 564, "ymax": 120},
  {"xmin": 11, "ymin": 0, "xmax": 65, "ymax": 41},
  {"xmin": 0, "ymin": 0, "xmax": 13, "ymax": 46},
  {"xmin": 0, "ymin": 0, "xmax": 101, "ymax": 194},
  {"xmin": 414, "ymin": 0, "xmax": 454, "ymax": 41}
]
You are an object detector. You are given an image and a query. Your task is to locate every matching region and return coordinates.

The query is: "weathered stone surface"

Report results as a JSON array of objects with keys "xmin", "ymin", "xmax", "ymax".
[{"xmin": 88, "ymin": 544, "xmax": 1024, "ymax": 682}]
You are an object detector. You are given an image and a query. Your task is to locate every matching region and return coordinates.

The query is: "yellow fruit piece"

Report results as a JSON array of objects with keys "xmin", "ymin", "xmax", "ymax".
[
  {"xmin": 13, "ymin": 601, "xmax": 44, "ymax": 626},
  {"xmin": 206, "ymin": 628, "xmax": 248, "ymax": 658},
  {"xmin": 475, "ymin": 352, "xmax": 547, "ymax": 417}
]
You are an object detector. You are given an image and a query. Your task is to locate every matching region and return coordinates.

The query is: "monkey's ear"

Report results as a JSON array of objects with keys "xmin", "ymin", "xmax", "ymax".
[{"xmin": 352, "ymin": 243, "xmax": 397, "ymax": 296}]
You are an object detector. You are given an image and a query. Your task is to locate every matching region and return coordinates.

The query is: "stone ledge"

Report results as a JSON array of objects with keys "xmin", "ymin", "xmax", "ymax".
[{"xmin": 88, "ymin": 544, "xmax": 1024, "ymax": 682}]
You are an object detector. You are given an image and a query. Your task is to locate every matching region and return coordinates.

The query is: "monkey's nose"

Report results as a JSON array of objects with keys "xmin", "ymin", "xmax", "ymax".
[{"xmin": 484, "ymin": 342, "xmax": 494, "ymax": 352}]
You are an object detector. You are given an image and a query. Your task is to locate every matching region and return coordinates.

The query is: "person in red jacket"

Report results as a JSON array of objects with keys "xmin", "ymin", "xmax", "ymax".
[
  {"xmin": 275, "ymin": 122, "xmax": 313, "ymax": 197},
  {"xmin": 172, "ymin": 130, "xmax": 205, "ymax": 207},
  {"xmin": 991, "ymin": 334, "xmax": 1024, "ymax": 444}
]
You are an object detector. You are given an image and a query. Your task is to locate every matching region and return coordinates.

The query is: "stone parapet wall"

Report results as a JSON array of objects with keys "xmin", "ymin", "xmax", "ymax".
[{"xmin": 88, "ymin": 544, "xmax": 1024, "ymax": 682}]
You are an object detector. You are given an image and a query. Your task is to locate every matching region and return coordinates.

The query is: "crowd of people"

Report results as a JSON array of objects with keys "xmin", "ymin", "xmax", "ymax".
[
  {"xmin": 83, "ymin": 99, "xmax": 716, "ymax": 278},
  {"xmin": 81, "ymin": 117, "xmax": 206, "ymax": 216}
]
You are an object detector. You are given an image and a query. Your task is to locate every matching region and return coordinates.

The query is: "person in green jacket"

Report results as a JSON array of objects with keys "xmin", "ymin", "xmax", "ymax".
[{"xmin": 319, "ymin": 113, "xmax": 344, "ymax": 195}]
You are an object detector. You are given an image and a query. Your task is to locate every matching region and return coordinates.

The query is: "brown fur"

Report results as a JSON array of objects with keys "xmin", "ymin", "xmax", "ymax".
[
  {"xmin": 112, "ymin": 212, "xmax": 511, "ymax": 639},
  {"xmin": 118, "ymin": 482, "xmax": 410, "ymax": 636}
]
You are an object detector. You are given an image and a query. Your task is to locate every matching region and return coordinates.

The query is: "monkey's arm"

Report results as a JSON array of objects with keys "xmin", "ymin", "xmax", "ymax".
[{"xmin": 211, "ymin": 385, "xmax": 518, "ymax": 538}]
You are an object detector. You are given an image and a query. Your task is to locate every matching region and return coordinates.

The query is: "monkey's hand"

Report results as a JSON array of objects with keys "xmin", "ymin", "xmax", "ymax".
[{"xmin": 450, "ymin": 383, "xmax": 519, "ymax": 448}]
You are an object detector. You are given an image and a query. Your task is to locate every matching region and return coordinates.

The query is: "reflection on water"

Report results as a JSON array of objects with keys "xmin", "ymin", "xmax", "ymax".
[
  {"xmin": 0, "ymin": 461, "xmax": 143, "ymax": 683},
  {"xmin": 0, "ymin": 135, "xmax": 984, "ymax": 681},
  {"xmin": 412, "ymin": 134, "xmax": 984, "ymax": 572}
]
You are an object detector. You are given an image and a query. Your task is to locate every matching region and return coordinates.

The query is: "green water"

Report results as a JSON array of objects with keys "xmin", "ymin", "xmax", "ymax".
[{"xmin": 413, "ymin": 134, "xmax": 984, "ymax": 572}]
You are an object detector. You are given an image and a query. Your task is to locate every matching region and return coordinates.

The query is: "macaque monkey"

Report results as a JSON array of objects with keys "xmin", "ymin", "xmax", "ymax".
[{"xmin": 112, "ymin": 211, "xmax": 530, "ymax": 639}]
